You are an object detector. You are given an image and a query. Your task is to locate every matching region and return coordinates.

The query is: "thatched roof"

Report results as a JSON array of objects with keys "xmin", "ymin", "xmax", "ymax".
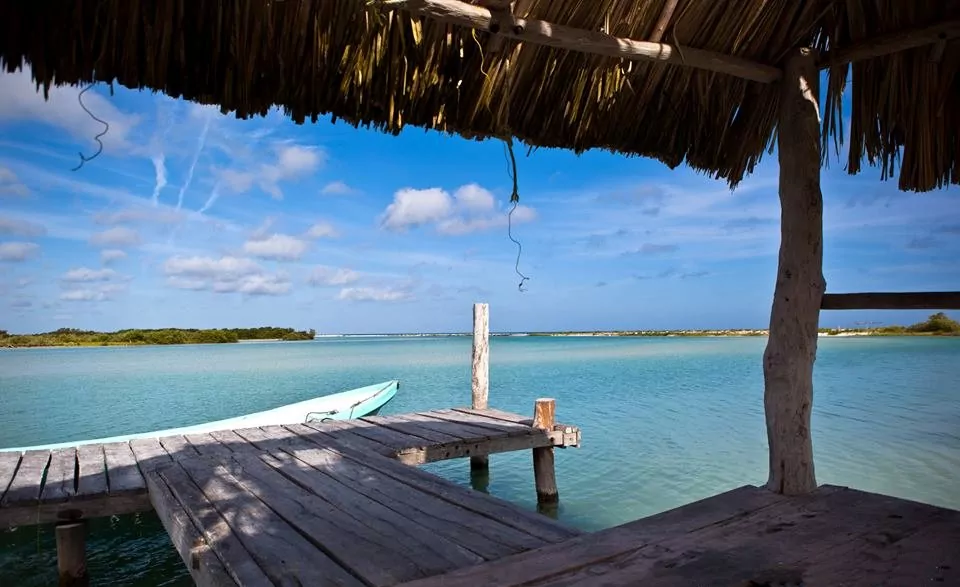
[{"xmin": 1, "ymin": 1, "xmax": 958, "ymax": 191}]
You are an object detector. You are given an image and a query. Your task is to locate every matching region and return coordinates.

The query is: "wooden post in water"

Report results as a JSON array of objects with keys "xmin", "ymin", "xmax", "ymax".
[
  {"xmin": 763, "ymin": 47, "xmax": 823, "ymax": 495},
  {"xmin": 470, "ymin": 303, "xmax": 490, "ymax": 472},
  {"xmin": 56, "ymin": 521, "xmax": 88, "ymax": 586},
  {"xmin": 532, "ymin": 398, "xmax": 559, "ymax": 504}
]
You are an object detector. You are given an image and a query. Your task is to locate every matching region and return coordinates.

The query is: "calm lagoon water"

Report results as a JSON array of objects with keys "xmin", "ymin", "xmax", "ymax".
[{"xmin": 1, "ymin": 336, "xmax": 958, "ymax": 585}]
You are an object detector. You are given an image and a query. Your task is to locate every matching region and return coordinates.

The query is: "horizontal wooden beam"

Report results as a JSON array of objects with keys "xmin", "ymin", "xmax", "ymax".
[
  {"xmin": 820, "ymin": 20, "xmax": 960, "ymax": 68},
  {"xmin": 379, "ymin": 0, "xmax": 782, "ymax": 83},
  {"xmin": 821, "ymin": 292, "xmax": 960, "ymax": 310}
]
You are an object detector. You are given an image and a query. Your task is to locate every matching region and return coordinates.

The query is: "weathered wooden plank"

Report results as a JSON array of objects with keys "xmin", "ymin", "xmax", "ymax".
[
  {"xmin": 527, "ymin": 486, "xmax": 944, "ymax": 587},
  {"xmin": 821, "ymin": 291, "xmax": 960, "ymax": 310},
  {"xmin": 102, "ymin": 442, "xmax": 145, "ymax": 493},
  {"xmin": 396, "ymin": 432, "xmax": 555, "ymax": 465},
  {"xmin": 334, "ymin": 418, "xmax": 429, "ymax": 451},
  {"xmin": 283, "ymin": 446, "xmax": 547, "ymax": 558},
  {"xmin": 175, "ymin": 457, "xmax": 365, "ymax": 586},
  {"xmin": 301, "ymin": 420, "xmax": 397, "ymax": 456},
  {"xmin": 229, "ymin": 426, "xmax": 277, "ymax": 450},
  {"xmin": 158, "ymin": 435, "xmax": 197, "ymax": 460},
  {"xmin": 0, "ymin": 451, "xmax": 22, "ymax": 502},
  {"xmin": 453, "ymin": 407, "xmax": 534, "ymax": 426},
  {"xmin": 800, "ymin": 509, "xmax": 960, "ymax": 586},
  {"xmin": 361, "ymin": 415, "xmax": 463, "ymax": 445},
  {"xmin": 394, "ymin": 485, "xmax": 785, "ymax": 587},
  {"xmin": 185, "ymin": 434, "xmax": 234, "ymax": 460},
  {"xmin": 129, "ymin": 437, "xmax": 173, "ymax": 474},
  {"xmin": 0, "ymin": 492, "xmax": 152, "ymax": 528},
  {"xmin": 1, "ymin": 450, "xmax": 50, "ymax": 506},
  {"xmin": 431, "ymin": 409, "xmax": 534, "ymax": 436},
  {"xmin": 157, "ymin": 463, "xmax": 274, "ymax": 587},
  {"xmin": 223, "ymin": 451, "xmax": 435, "ymax": 585},
  {"xmin": 75, "ymin": 444, "xmax": 108, "ymax": 497},
  {"xmin": 40, "ymin": 448, "xmax": 76, "ymax": 502},
  {"xmin": 407, "ymin": 413, "xmax": 497, "ymax": 441},
  {"xmin": 209, "ymin": 429, "xmax": 257, "ymax": 452},
  {"xmin": 456, "ymin": 408, "xmax": 581, "ymax": 446},
  {"xmin": 145, "ymin": 471, "xmax": 237, "ymax": 587},
  {"xmin": 324, "ymin": 443, "xmax": 579, "ymax": 543}
]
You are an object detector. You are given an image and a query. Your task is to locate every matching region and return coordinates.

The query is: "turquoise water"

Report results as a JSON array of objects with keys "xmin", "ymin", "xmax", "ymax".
[{"xmin": 1, "ymin": 336, "xmax": 958, "ymax": 585}]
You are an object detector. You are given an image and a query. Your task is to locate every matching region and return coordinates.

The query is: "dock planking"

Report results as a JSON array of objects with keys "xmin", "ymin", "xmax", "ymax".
[{"xmin": 0, "ymin": 407, "xmax": 579, "ymax": 528}]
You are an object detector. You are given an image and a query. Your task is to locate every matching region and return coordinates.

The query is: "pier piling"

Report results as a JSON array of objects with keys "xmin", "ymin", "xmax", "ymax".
[
  {"xmin": 471, "ymin": 302, "xmax": 490, "ymax": 472},
  {"xmin": 532, "ymin": 398, "xmax": 559, "ymax": 505},
  {"xmin": 56, "ymin": 521, "xmax": 88, "ymax": 587}
]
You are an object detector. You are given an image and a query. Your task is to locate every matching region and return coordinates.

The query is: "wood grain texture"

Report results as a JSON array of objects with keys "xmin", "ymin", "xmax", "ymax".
[
  {"xmin": 145, "ymin": 471, "xmax": 237, "ymax": 587},
  {"xmin": 175, "ymin": 457, "xmax": 365, "ymax": 586},
  {"xmin": 156, "ymin": 463, "xmax": 273, "ymax": 587},
  {"xmin": 41, "ymin": 448, "xmax": 76, "ymax": 502},
  {"xmin": 361, "ymin": 415, "xmax": 462, "ymax": 445},
  {"xmin": 471, "ymin": 302, "xmax": 490, "ymax": 412},
  {"xmin": 383, "ymin": 0, "xmax": 782, "ymax": 83},
  {"xmin": 128, "ymin": 438, "xmax": 172, "ymax": 474},
  {"xmin": 223, "ymin": 451, "xmax": 431, "ymax": 586},
  {"xmin": 430, "ymin": 409, "xmax": 534, "ymax": 436},
  {"xmin": 158, "ymin": 435, "xmax": 198, "ymax": 460},
  {"xmin": 2, "ymin": 450, "xmax": 50, "ymax": 506},
  {"xmin": 102, "ymin": 442, "xmax": 145, "ymax": 493},
  {"xmin": 820, "ymin": 19, "xmax": 960, "ymax": 67},
  {"xmin": 55, "ymin": 522, "xmax": 88, "ymax": 585},
  {"xmin": 764, "ymin": 48, "xmax": 822, "ymax": 495},
  {"xmin": 0, "ymin": 452, "xmax": 21, "ymax": 502}
]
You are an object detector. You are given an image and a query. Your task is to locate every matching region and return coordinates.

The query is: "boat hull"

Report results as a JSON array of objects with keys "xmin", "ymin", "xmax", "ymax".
[{"xmin": 1, "ymin": 380, "xmax": 399, "ymax": 452}]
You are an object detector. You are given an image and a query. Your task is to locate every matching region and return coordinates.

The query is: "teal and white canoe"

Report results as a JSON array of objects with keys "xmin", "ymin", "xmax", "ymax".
[{"xmin": 1, "ymin": 380, "xmax": 399, "ymax": 452}]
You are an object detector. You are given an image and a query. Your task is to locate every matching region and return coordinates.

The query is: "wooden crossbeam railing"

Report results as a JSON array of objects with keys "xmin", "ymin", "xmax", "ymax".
[
  {"xmin": 821, "ymin": 292, "xmax": 960, "ymax": 310},
  {"xmin": 819, "ymin": 21, "xmax": 960, "ymax": 68}
]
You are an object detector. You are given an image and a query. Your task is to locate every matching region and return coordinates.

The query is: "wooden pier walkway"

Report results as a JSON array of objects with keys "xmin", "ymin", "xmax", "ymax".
[{"xmin": 0, "ymin": 407, "xmax": 580, "ymax": 529}]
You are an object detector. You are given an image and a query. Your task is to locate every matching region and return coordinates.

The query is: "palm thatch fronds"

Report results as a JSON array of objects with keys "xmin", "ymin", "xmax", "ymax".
[{"xmin": 0, "ymin": 0, "xmax": 957, "ymax": 191}]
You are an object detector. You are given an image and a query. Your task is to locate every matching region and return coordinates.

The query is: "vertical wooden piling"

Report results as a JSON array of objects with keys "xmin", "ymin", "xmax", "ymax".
[
  {"xmin": 532, "ymin": 398, "xmax": 559, "ymax": 504},
  {"xmin": 764, "ymin": 47, "xmax": 823, "ymax": 496},
  {"xmin": 56, "ymin": 521, "xmax": 88, "ymax": 586},
  {"xmin": 471, "ymin": 303, "xmax": 490, "ymax": 471}
]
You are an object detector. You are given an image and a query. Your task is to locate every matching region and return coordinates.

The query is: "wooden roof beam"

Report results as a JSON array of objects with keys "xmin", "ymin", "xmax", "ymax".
[
  {"xmin": 379, "ymin": 0, "xmax": 783, "ymax": 83},
  {"xmin": 822, "ymin": 292, "xmax": 960, "ymax": 310},
  {"xmin": 820, "ymin": 20, "xmax": 960, "ymax": 68}
]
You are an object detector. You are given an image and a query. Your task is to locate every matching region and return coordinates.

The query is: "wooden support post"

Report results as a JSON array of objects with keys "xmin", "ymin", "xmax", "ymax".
[
  {"xmin": 56, "ymin": 521, "xmax": 89, "ymax": 586},
  {"xmin": 470, "ymin": 303, "xmax": 490, "ymax": 471},
  {"xmin": 764, "ymin": 48, "xmax": 824, "ymax": 496},
  {"xmin": 532, "ymin": 398, "xmax": 558, "ymax": 504}
]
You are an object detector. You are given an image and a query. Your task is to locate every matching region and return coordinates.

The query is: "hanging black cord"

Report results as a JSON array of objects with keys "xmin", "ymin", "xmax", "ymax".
[
  {"xmin": 71, "ymin": 84, "xmax": 110, "ymax": 172},
  {"xmin": 503, "ymin": 138, "xmax": 529, "ymax": 292}
]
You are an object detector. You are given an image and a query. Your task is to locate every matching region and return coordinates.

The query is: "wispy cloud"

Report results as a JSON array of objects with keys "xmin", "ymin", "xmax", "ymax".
[
  {"xmin": 61, "ymin": 267, "xmax": 119, "ymax": 282},
  {"xmin": 305, "ymin": 221, "xmax": 340, "ymax": 239},
  {"xmin": 0, "ymin": 241, "xmax": 40, "ymax": 261},
  {"xmin": 0, "ymin": 215, "xmax": 46, "ymax": 237},
  {"xmin": 337, "ymin": 286, "xmax": 412, "ymax": 302},
  {"xmin": 320, "ymin": 181, "xmax": 357, "ymax": 196},
  {"xmin": 308, "ymin": 266, "xmax": 361, "ymax": 286},
  {"xmin": 0, "ymin": 166, "xmax": 30, "ymax": 196},
  {"xmin": 89, "ymin": 227, "xmax": 141, "ymax": 248},
  {"xmin": 242, "ymin": 233, "xmax": 310, "ymax": 261},
  {"xmin": 163, "ymin": 255, "xmax": 291, "ymax": 296},
  {"xmin": 100, "ymin": 249, "xmax": 128, "ymax": 265}
]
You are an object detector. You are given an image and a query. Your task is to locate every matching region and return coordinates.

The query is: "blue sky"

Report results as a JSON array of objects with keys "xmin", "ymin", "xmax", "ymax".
[{"xmin": 0, "ymin": 66, "xmax": 957, "ymax": 334}]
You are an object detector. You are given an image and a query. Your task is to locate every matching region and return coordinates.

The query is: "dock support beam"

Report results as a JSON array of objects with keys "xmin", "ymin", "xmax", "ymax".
[
  {"xmin": 532, "ymin": 398, "xmax": 559, "ymax": 505},
  {"xmin": 56, "ymin": 521, "xmax": 89, "ymax": 586},
  {"xmin": 763, "ymin": 47, "xmax": 823, "ymax": 496},
  {"xmin": 471, "ymin": 303, "xmax": 490, "ymax": 472}
]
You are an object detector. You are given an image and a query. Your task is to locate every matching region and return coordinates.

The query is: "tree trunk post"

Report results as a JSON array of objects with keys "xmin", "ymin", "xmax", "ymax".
[
  {"xmin": 764, "ymin": 47, "xmax": 825, "ymax": 496},
  {"xmin": 56, "ymin": 521, "xmax": 89, "ymax": 587},
  {"xmin": 470, "ymin": 303, "xmax": 490, "ymax": 472},
  {"xmin": 532, "ymin": 398, "xmax": 559, "ymax": 504}
]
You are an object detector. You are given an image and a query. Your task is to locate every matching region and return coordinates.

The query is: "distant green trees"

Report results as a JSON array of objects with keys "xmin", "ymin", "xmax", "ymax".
[
  {"xmin": 906, "ymin": 312, "xmax": 960, "ymax": 334},
  {"xmin": 0, "ymin": 327, "xmax": 316, "ymax": 347}
]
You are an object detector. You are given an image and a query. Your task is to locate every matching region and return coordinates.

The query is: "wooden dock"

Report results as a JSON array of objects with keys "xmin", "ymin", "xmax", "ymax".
[{"xmin": 0, "ymin": 407, "xmax": 580, "ymax": 529}]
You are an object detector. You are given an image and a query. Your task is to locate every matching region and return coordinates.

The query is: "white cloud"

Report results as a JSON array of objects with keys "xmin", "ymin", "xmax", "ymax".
[
  {"xmin": 308, "ymin": 266, "xmax": 361, "ymax": 287},
  {"xmin": 242, "ymin": 234, "xmax": 310, "ymax": 261},
  {"xmin": 0, "ymin": 68, "xmax": 140, "ymax": 153},
  {"xmin": 62, "ymin": 267, "xmax": 118, "ymax": 282},
  {"xmin": 380, "ymin": 188, "xmax": 454, "ymax": 230},
  {"xmin": 380, "ymin": 183, "xmax": 536, "ymax": 235},
  {"xmin": 163, "ymin": 255, "xmax": 290, "ymax": 296},
  {"xmin": 89, "ymin": 227, "xmax": 141, "ymax": 248},
  {"xmin": 100, "ymin": 249, "xmax": 128, "ymax": 264},
  {"xmin": 0, "ymin": 241, "xmax": 40, "ymax": 261},
  {"xmin": 59, "ymin": 283, "xmax": 126, "ymax": 302},
  {"xmin": 305, "ymin": 221, "xmax": 340, "ymax": 239},
  {"xmin": 320, "ymin": 181, "xmax": 357, "ymax": 196},
  {"xmin": 213, "ymin": 274, "xmax": 291, "ymax": 296},
  {"xmin": 0, "ymin": 166, "xmax": 30, "ymax": 197},
  {"xmin": 0, "ymin": 215, "xmax": 46, "ymax": 237},
  {"xmin": 164, "ymin": 255, "xmax": 262, "ymax": 280},
  {"xmin": 218, "ymin": 144, "xmax": 324, "ymax": 200},
  {"xmin": 338, "ymin": 286, "xmax": 412, "ymax": 302}
]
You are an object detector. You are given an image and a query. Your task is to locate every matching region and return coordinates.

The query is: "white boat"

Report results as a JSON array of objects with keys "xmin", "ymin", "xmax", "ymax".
[{"xmin": 1, "ymin": 380, "xmax": 399, "ymax": 452}]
